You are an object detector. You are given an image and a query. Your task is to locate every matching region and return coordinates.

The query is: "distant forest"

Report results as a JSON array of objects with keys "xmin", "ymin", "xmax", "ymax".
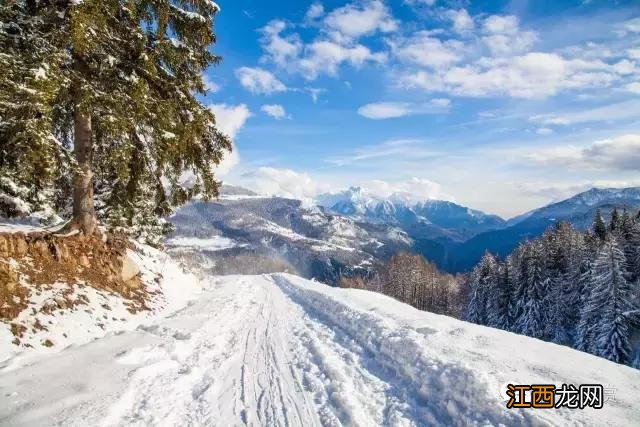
[{"xmin": 341, "ymin": 208, "xmax": 640, "ymax": 369}]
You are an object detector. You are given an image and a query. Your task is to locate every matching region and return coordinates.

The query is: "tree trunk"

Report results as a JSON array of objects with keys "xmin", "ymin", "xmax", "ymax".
[{"xmin": 69, "ymin": 107, "xmax": 98, "ymax": 234}]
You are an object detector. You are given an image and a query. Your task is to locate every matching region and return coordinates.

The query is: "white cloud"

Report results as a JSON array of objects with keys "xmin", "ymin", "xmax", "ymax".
[
  {"xmin": 362, "ymin": 177, "xmax": 448, "ymax": 203},
  {"xmin": 627, "ymin": 48, "xmax": 640, "ymax": 60},
  {"xmin": 530, "ymin": 99, "xmax": 640, "ymax": 125},
  {"xmin": 202, "ymin": 74, "xmax": 220, "ymax": 93},
  {"xmin": 235, "ymin": 67, "xmax": 287, "ymax": 95},
  {"xmin": 536, "ymin": 127, "xmax": 554, "ymax": 135},
  {"xmin": 305, "ymin": 87, "xmax": 325, "ymax": 103},
  {"xmin": 299, "ymin": 40, "xmax": 387, "ymax": 79},
  {"xmin": 400, "ymin": 52, "xmax": 619, "ymax": 99},
  {"xmin": 525, "ymin": 134, "xmax": 640, "ymax": 171},
  {"xmin": 621, "ymin": 17, "xmax": 640, "ymax": 34},
  {"xmin": 447, "ymin": 9, "xmax": 474, "ymax": 34},
  {"xmin": 261, "ymin": 104, "xmax": 289, "ymax": 120},
  {"xmin": 483, "ymin": 15, "xmax": 520, "ymax": 35},
  {"xmin": 626, "ymin": 81, "xmax": 640, "ymax": 94},
  {"xmin": 324, "ymin": 0, "xmax": 397, "ymax": 41},
  {"xmin": 259, "ymin": 20, "xmax": 303, "ymax": 68},
  {"xmin": 612, "ymin": 59, "xmax": 636, "ymax": 75},
  {"xmin": 305, "ymin": 3, "xmax": 324, "ymax": 21},
  {"xmin": 404, "ymin": 0, "xmax": 436, "ymax": 6},
  {"xmin": 258, "ymin": 16, "xmax": 387, "ymax": 81},
  {"xmin": 481, "ymin": 15, "xmax": 537, "ymax": 56},
  {"xmin": 319, "ymin": 177, "xmax": 449, "ymax": 206},
  {"xmin": 482, "ymin": 32, "xmax": 537, "ymax": 57},
  {"xmin": 239, "ymin": 169, "xmax": 448, "ymax": 207},
  {"xmin": 240, "ymin": 167, "xmax": 325, "ymax": 206},
  {"xmin": 326, "ymin": 138, "xmax": 441, "ymax": 166},
  {"xmin": 209, "ymin": 104, "xmax": 252, "ymax": 175},
  {"xmin": 210, "ymin": 104, "xmax": 251, "ymax": 139},
  {"xmin": 389, "ymin": 31, "xmax": 464, "ymax": 69},
  {"xmin": 357, "ymin": 99, "xmax": 450, "ymax": 119}
]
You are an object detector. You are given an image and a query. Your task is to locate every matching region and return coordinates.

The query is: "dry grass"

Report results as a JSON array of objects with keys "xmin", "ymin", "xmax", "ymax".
[{"xmin": 0, "ymin": 231, "xmax": 152, "ymax": 339}]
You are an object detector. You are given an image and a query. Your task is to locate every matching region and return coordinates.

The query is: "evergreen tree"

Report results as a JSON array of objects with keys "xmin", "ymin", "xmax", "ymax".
[
  {"xmin": 508, "ymin": 244, "xmax": 528, "ymax": 331},
  {"xmin": 624, "ymin": 222, "xmax": 640, "ymax": 284},
  {"xmin": 488, "ymin": 259, "xmax": 513, "ymax": 330},
  {"xmin": 466, "ymin": 252, "xmax": 497, "ymax": 325},
  {"xmin": 1, "ymin": 0, "xmax": 231, "ymax": 237},
  {"xmin": 514, "ymin": 243, "xmax": 547, "ymax": 338},
  {"xmin": 575, "ymin": 258, "xmax": 598, "ymax": 352},
  {"xmin": 589, "ymin": 238, "xmax": 635, "ymax": 364},
  {"xmin": 594, "ymin": 209, "xmax": 607, "ymax": 241},
  {"xmin": 609, "ymin": 207, "xmax": 620, "ymax": 233}
]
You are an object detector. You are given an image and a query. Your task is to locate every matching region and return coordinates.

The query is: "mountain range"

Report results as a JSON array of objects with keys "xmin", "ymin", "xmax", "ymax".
[
  {"xmin": 317, "ymin": 186, "xmax": 640, "ymax": 272},
  {"xmin": 167, "ymin": 186, "xmax": 640, "ymax": 281}
]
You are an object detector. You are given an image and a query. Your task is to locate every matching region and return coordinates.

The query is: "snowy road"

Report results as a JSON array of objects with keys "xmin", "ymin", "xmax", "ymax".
[{"xmin": 2, "ymin": 273, "xmax": 639, "ymax": 426}]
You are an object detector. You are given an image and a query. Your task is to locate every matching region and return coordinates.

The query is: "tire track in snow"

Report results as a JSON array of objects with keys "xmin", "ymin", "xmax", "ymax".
[{"xmin": 272, "ymin": 274, "xmax": 526, "ymax": 427}]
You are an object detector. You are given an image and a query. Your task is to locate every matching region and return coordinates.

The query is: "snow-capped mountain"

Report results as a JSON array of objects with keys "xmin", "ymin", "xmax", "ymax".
[
  {"xmin": 454, "ymin": 187, "xmax": 640, "ymax": 271},
  {"xmin": 317, "ymin": 186, "xmax": 506, "ymax": 241},
  {"xmin": 508, "ymin": 187, "xmax": 640, "ymax": 228},
  {"xmin": 167, "ymin": 186, "xmax": 640, "ymax": 277},
  {"xmin": 167, "ymin": 190, "xmax": 412, "ymax": 284}
]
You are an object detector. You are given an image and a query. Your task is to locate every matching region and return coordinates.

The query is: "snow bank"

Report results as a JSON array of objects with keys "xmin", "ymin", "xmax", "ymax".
[
  {"xmin": 165, "ymin": 235, "xmax": 242, "ymax": 251},
  {"xmin": 0, "ymin": 243, "xmax": 201, "ymax": 365},
  {"xmin": 273, "ymin": 273, "xmax": 640, "ymax": 427}
]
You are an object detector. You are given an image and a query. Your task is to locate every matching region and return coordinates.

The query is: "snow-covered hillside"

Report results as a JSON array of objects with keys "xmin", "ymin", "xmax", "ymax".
[
  {"xmin": 167, "ymin": 195, "xmax": 412, "ymax": 284},
  {"xmin": 317, "ymin": 186, "xmax": 506, "ymax": 241},
  {"xmin": 1, "ymin": 270, "xmax": 639, "ymax": 426}
]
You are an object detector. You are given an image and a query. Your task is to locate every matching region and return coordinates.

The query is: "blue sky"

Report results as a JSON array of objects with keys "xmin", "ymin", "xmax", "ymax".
[{"xmin": 202, "ymin": 0, "xmax": 640, "ymax": 218}]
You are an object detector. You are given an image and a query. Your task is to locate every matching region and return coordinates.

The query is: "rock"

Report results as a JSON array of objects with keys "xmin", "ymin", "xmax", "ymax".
[
  {"xmin": 121, "ymin": 254, "xmax": 140, "ymax": 282},
  {"xmin": 14, "ymin": 238, "xmax": 28, "ymax": 257},
  {"xmin": 51, "ymin": 243, "xmax": 63, "ymax": 261},
  {"xmin": 0, "ymin": 236, "xmax": 8, "ymax": 256},
  {"xmin": 53, "ymin": 296, "xmax": 67, "ymax": 309},
  {"xmin": 34, "ymin": 240, "xmax": 49, "ymax": 258},
  {"xmin": 78, "ymin": 255, "xmax": 91, "ymax": 268}
]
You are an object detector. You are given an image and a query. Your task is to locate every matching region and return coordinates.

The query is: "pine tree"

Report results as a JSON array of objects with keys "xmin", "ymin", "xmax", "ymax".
[
  {"xmin": 514, "ymin": 242, "xmax": 546, "ymax": 339},
  {"xmin": 609, "ymin": 207, "xmax": 620, "ymax": 233},
  {"xmin": 624, "ymin": 222, "xmax": 640, "ymax": 284},
  {"xmin": 589, "ymin": 238, "xmax": 635, "ymax": 364},
  {"xmin": 575, "ymin": 257, "xmax": 598, "ymax": 352},
  {"xmin": 594, "ymin": 209, "xmax": 607, "ymax": 241},
  {"xmin": 508, "ymin": 244, "xmax": 528, "ymax": 331},
  {"xmin": 1, "ymin": 0, "xmax": 231, "ymax": 237},
  {"xmin": 487, "ymin": 259, "xmax": 513, "ymax": 329},
  {"xmin": 466, "ymin": 252, "xmax": 497, "ymax": 325},
  {"xmin": 0, "ymin": 1, "xmax": 67, "ymax": 215}
]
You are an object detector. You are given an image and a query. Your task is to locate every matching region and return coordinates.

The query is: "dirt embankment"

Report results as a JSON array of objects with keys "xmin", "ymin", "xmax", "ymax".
[{"xmin": 0, "ymin": 231, "xmax": 150, "ymax": 343}]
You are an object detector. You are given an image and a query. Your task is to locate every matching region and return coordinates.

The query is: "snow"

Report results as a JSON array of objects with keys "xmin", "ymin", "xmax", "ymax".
[
  {"xmin": 165, "ymin": 235, "xmax": 241, "ymax": 251},
  {"xmin": 0, "ymin": 244, "xmax": 201, "ymax": 364},
  {"xmin": 204, "ymin": 0, "xmax": 220, "ymax": 12},
  {"xmin": 0, "ymin": 222, "xmax": 44, "ymax": 233},
  {"xmin": 1, "ymin": 266, "xmax": 639, "ymax": 425}
]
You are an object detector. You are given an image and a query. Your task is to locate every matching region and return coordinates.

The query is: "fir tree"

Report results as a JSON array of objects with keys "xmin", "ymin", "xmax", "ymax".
[
  {"xmin": 488, "ymin": 258, "xmax": 513, "ymax": 330},
  {"xmin": 609, "ymin": 208, "xmax": 620, "ymax": 233},
  {"xmin": 514, "ymin": 242, "xmax": 547, "ymax": 339},
  {"xmin": 624, "ymin": 222, "xmax": 640, "ymax": 284},
  {"xmin": 590, "ymin": 238, "xmax": 634, "ymax": 364},
  {"xmin": 508, "ymin": 244, "xmax": 528, "ymax": 331},
  {"xmin": 1, "ymin": 0, "xmax": 231, "ymax": 237},
  {"xmin": 466, "ymin": 252, "xmax": 497, "ymax": 325},
  {"xmin": 575, "ymin": 257, "xmax": 598, "ymax": 352},
  {"xmin": 594, "ymin": 209, "xmax": 607, "ymax": 241}
]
